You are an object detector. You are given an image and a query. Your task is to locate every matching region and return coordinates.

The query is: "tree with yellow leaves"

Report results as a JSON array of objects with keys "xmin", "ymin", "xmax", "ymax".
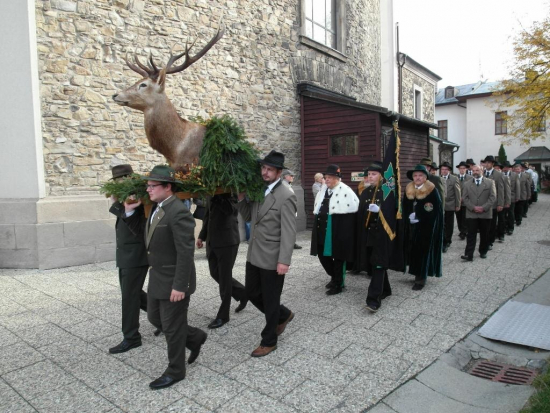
[{"xmin": 492, "ymin": 16, "xmax": 550, "ymax": 145}]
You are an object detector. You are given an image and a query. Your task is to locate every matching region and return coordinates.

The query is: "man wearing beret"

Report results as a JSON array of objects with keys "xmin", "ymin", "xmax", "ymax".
[
  {"xmin": 108, "ymin": 164, "xmax": 149, "ymax": 355},
  {"xmin": 126, "ymin": 165, "xmax": 207, "ymax": 389},
  {"xmin": 237, "ymin": 150, "xmax": 297, "ymax": 358},
  {"xmin": 455, "ymin": 161, "xmax": 473, "ymax": 240},
  {"xmin": 439, "ymin": 162, "xmax": 461, "ymax": 252},
  {"xmin": 461, "ymin": 164, "xmax": 496, "ymax": 261},
  {"xmin": 402, "ymin": 164, "xmax": 443, "ymax": 290},
  {"xmin": 355, "ymin": 161, "xmax": 397, "ymax": 312},
  {"xmin": 311, "ymin": 164, "xmax": 360, "ymax": 295}
]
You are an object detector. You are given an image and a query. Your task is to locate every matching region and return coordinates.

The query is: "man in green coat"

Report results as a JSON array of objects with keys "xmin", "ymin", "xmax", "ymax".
[{"xmin": 108, "ymin": 165, "xmax": 149, "ymax": 355}]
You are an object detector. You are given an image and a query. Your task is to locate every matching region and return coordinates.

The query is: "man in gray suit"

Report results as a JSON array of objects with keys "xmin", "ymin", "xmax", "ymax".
[
  {"xmin": 502, "ymin": 161, "xmax": 520, "ymax": 235},
  {"xmin": 439, "ymin": 162, "xmax": 461, "ymax": 252},
  {"xmin": 515, "ymin": 163, "xmax": 531, "ymax": 225},
  {"xmin": 127, "ymin": 165, "xmax": 207, "ymax": 390},
  {"xmin": 461, "ymin": 165, "xmax": 496, "ymax": 261},
  {"xmin": 237, "ymin": 150, "xmax": 297, "ymax": 358},
  {"xmin": 483, "ymin": 156, "xmax": 505, "ymax": 246},
  {"xmin": 455, "ymin": 161, "xmax": 473, "ymax": 239}
]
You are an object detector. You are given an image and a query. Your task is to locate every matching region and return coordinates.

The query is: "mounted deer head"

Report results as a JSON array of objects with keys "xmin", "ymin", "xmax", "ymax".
[{"xmin": 113, "ymin": 25, "xmax": 225, "ymax": 170}]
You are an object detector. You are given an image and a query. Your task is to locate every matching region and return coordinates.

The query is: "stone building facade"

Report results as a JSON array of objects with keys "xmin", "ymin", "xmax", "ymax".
[{"xmin": 1, "ymin": 0, "xmax": 393, "ymax": 268}]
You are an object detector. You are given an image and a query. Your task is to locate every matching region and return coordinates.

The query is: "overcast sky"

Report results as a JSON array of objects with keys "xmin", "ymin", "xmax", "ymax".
[{"xmin": 393, "ymin": 0, "xmax": 550, "ymax": 89}]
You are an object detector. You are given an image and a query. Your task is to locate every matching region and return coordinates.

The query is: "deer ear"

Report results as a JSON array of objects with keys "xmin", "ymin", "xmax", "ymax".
[{"xmin": 157, "ymin": 69, "xmax": 167, "ymax": 92}]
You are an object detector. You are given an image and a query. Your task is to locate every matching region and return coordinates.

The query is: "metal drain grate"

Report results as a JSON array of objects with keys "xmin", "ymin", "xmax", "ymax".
[{"xmin": 468, "ymin": 360, "xmax": 538, "ymax": 385}]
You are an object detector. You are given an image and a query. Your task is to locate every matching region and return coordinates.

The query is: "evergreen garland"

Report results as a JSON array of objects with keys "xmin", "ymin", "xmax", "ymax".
[{"xmin": 100, "ymin": 115, "xmax": 264, "ymax": 201}]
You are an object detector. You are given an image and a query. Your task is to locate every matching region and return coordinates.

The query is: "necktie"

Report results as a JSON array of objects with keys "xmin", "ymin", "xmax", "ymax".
[
  {"xmin": 460, "ymin": 176, "xmax": 464, "ymax": 182},
  {"xmin": 476, "ymin": 180, "xmax": 480, "ymax": 186},
  {"xmin": 486, "ymin": 171, "xmax": 490, "ymax": 178}
]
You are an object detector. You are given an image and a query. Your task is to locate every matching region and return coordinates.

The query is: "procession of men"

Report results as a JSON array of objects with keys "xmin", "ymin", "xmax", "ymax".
[{"xmin": 107, "ymin": 150, "xmax": 538, "ymax": 389}]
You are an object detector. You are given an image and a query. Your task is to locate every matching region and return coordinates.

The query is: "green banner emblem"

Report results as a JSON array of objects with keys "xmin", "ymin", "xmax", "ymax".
[{"xmin": 382, "ymin": 163, "xmax": 396, "ymax": 200}]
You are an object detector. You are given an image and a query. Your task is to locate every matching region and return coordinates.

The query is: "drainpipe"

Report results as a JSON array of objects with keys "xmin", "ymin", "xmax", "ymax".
[{"xmin": 396, "ymin": 23, "xmax": 407, "ymax": 114}]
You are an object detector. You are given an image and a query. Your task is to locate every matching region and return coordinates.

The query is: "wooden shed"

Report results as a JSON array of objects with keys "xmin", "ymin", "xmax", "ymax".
[{"xmin": 298, "ymin": 83, "xmax": 436, "ymax": 228}]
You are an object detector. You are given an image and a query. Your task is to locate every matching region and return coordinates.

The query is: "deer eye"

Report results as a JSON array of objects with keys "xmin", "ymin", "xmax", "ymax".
[{"xmin": 139, "ymin": 83, "xmax": 147, "ymax": 89}]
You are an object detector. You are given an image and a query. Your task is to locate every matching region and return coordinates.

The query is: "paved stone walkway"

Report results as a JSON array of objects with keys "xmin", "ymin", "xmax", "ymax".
[{"xmin": 1, "ymin": 195, "xmax": 549, "ymax": 412}]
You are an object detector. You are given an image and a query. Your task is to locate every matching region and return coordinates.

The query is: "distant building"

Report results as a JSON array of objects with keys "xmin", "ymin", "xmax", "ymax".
[{"xmin": 435, "ymin": 80, "xmax": 549, "ymax": 167}]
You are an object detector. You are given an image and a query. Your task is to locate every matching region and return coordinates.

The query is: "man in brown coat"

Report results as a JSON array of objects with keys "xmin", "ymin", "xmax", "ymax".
[
  {"xmin": 439, "ymin": 162, "xmax": 461, "ymax": 252},
  {"xmin": 237, "ymin": 150, "xmax": 297, "ymax": 358},
  {"xmin": 461, "ymin": 165, "xmax": 496, "ymax": 261}
]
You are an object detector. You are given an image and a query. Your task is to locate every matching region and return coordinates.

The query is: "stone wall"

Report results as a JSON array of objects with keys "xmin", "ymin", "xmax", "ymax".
[
  {"xmin": 36, "ymin": 0, "xmax": 382, "ymax": 195},
  {"xmin": 401, "ymin": 67, "xmax": 435, "ymax": 123}
]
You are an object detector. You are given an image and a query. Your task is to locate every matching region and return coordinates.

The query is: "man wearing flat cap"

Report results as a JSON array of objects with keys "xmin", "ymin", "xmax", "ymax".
[
  {"xmin": 355, "ymin": 161, "xmax": 398, "ymax": 312},
  {"xmin": 126, "ymin": 165, "xmax": 207, "ymax": 389},
  {"xmin": 455, "ymin": 161, "xmax": 473, "ymax": 239},
  {"xmin": 311, "ymin": 164, "xmax": 360, "ymax": 295},
  {"xmin": 237, "ymin": 150, "xmax": 297, "ymax": 358},
  {"xmin": 402, "ymin": 164, "xmax": 443, "ymax": 290},
  {"xmin": 108, "ymin": 164, "xmax": 149, "ymax": 355},
  {"xmin": 419, "ymin": 157, "xmax": 445, "ymax": 210},
  {"xmin": 439, "ymin": 162, "xmax": 461, "ymax": 252}
]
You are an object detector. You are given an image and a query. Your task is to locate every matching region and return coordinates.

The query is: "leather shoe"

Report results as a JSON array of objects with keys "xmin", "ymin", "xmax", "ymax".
[
  {"xmin": 251, "ymin": 345, "xmax": 277, "ymax": 357},
  {"xmin": 188, "ymin": 333, "xmax": 207, "ymax": 364},
  {"xmin": 149, "ymin": 375, "xmax": 182, "ymax": 390},
  {"xmin": 276, "ymin": 312, "xmax": 294, "ymax": 336},
  {"xmin": 412, "ymin": 283, "xmax": 424, "ymax": 291},
  {"xmin": 461, "ymin": 255, "xmax": 473, "ymax": 262},
  {"xmin": 326, "ymin": 287, "xmax": 343, "ymax": 295},
  {"xmin": 442, "ymin": 245, "xmax": 448, "ymax": 253},
  {"xmin": 459, "ymin": 233, "xmax": 466, "ymax": 240},
  {"xmin": 293, "ymin": 244, "xmax": 302, "ymax": 249},
  {"xmin": 235, "ymin": 299, "xmax": 248, "ymax": 313},
  {"xmin": 153, "ymin": 328, "xmax": 162, "ymax": 337},
  {"xmin": 366, "ymin": 304, "xmax": 379, "ymax": 313},
  {"xmin": 208, "ymin": 318, "xmax": 228, "ymax": 329},
  {"xmin": 488, "ymin": 244, "xmax": 493, "ymax": 250},
  {"xmin": 325, "ymin": 280, "xmax": 335, "ymax": 289},
  {"xmin": 480, "ymin": 253, "xmax": 487, "ymax": 258},
  {"xmin": 109, "ymin": 340, "xmax": 141, "ymax": 354}
]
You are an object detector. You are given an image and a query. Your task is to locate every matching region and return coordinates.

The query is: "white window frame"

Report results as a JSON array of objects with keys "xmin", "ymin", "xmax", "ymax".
[
  {"xmin": 413, "ymin": 85, "xmax": 423, "ymax": 120},
  {"xmin": 300, "ymin": 0, "xmax": 346, "ymax": 61}
]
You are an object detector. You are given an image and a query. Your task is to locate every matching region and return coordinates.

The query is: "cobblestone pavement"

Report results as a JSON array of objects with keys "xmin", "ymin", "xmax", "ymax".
[{"xmin": 1, "ymin": 195, "xmax": 549, "ymax": 412}]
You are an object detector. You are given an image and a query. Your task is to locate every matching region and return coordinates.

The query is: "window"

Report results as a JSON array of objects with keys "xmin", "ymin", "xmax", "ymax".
[
  {"xmin": 536, "ymin": 115, "xmax": 546, "ymax": 132},
  {"xmin": 304, "ymin": 0, "xmax": 337, "ymax": 49},
  {"xmin": 438, "ymin": 120, "xmax": 448, "ymax": 140},
  {"xmin": 444, "ymin": 87, "xmax": 455, "ymax": 99},
  {"xmin": 330, "ymin": 134, "xmax": 358, "ymax": 156},
  {"xmin": 495, "ymin": 111, "xmax": 507, "ymax": 135},
  {"xmin": 414, "ymin": 87, "xmax": 423, "ymax": 120}
]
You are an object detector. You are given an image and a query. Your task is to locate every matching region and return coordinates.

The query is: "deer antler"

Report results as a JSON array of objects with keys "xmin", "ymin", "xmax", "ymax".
[
  {"xmin": 124, "ymin": 52, "xmax": 160, "ymax": 79},
  {"xmin": 165, "ymin": 23, "xmax": 225, "ymax": 75}
]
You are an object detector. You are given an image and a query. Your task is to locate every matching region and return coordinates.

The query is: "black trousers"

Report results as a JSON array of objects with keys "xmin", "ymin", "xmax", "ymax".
[
  {"xmin": 207, "ymin": 244, "xmax": 246, "ymax": 321},
  {"xmin": 456, "ymin": 206, "xmax": 468, "ymax": 236},
  {"xmin": 488, "ymin": 209, "xmax": 505, "ymax": 244},
  {"xmin": 147, "ymin": 295, "xmax": 206, "ymax": 380},
  {"xmin": 118, "ymin": 266, "xmax": 148, "ymax": 344},
  {"xmin": 317, "ymin": 248, "xmax": 346, "ymax": 287},
  {"xmin": 444, "ymin": 210, "xmax": 455, "ymax": 246},
  {"xmin": 245, "ymin": 262, "xmax": 291, "ymax": 347},
  {"xmin": 465, "ymin": 218, "xmax": 491, "ymax": 258},
  {"xmin": 515, "ymin": 200, "xmax": 525, "ymax": 224},
  {"xmin": 532, "ymin": 191, "xmax": 538, "ymax": 203},
  {"xmin": 504, "ymin": 204, "xmax": 515, "ymax": 233},
  {"xmin": 366, "ymin": 267, "xmax": 392, "ymax": 308}
]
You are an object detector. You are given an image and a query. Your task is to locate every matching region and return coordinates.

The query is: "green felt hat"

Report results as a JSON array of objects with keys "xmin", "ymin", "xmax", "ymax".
[
  {"xmin": 407, "ymin": 164, "xmax": 429, "ymax": 180},
  {"xmin": 141, "ymin": 165, "xmax": 181, "ymax": 183}
]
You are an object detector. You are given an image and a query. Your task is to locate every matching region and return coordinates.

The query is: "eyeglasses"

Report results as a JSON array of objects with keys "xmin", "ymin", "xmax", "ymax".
[{"xmin": 146, "ymin": 183, "xmax": 163, "ymax": 189}]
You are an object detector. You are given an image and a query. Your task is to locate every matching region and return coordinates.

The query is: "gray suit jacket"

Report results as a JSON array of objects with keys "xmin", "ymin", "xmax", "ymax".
[
  {"xmin": 457, "ymin": 174, "xmax": 473, "ymax": 202},
  {"xmin": 485, "ymin": 169, "xmax": 504, "ymax": 209},
  {"xmin": 442, "ymin": 174, "xmax": 461, "ymax": 211},
  {"xmin": 518, "ymin": 172, "xmax": 531, "ymax": 200},
  {"xmin": 462, "ymin": 177, "xmax": 496, "ymax": 219},
  {"xmin": 237, "ymin": 180, "xmax": 297, "ymax": 270},
  {"xmin": 145, "ymin": 196, "xmax": 196, "ymax": 299},
  {"xmin": 506, "ymin": 171, "xmax": 520, "ymax": 202}
]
